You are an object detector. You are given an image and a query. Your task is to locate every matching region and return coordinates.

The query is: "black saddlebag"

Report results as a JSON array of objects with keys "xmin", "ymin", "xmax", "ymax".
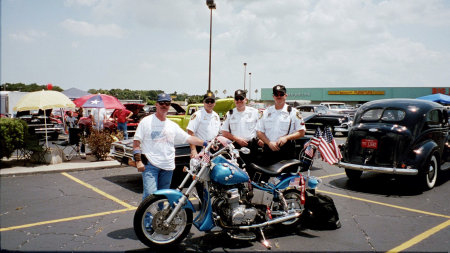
[{"xmin": 303, "ymin": 192, "xmax": 341, "ymax": 230}]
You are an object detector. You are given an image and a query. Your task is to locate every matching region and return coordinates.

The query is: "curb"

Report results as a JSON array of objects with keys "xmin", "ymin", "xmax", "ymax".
[{"xmin": 0, "ymin": 160, "xmax": 125, "ymax": 177}]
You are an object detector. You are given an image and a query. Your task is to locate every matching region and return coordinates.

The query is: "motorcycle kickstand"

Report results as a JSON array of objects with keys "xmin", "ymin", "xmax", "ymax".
[{"xmin": 259, "ymin": 228, "xmax": 271, "ymax": 249}]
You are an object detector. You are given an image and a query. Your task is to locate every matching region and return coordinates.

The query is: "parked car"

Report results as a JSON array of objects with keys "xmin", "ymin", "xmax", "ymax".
[
  {"xmin": 104, "ymin": 103, "xmax": 150, "ymax": 136},
  {"xmin": 167, "ymin": 98, "xmax": 235, "ymax": 130},
  {"xmin": 297, "ymin": 104, "xmax": 353, "ymax": 136},
  {"xmin": 16, "ymin": 109, "xmax": 65, "ymax": 140},
  {"xmin": 320, "ymin": 102, "xmax": 356, "ymax": 116},
  {"xmin": 338, "ymin": 99, "xmax": 450, "ymax": 190}
]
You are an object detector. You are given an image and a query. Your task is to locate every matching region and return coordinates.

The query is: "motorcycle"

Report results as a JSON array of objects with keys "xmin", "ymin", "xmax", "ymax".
[{"xmin": 133, "ymin": 136, "xmax": 321, "ymax": 249}]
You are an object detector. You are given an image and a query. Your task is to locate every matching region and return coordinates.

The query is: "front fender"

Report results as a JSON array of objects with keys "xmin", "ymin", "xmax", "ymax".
[{"xmin": 153, "ymin": 189, "xmax": 195, "ymax": 212}]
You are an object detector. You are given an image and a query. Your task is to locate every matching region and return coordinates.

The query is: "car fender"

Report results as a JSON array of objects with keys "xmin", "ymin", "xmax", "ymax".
[
  {"xmin": 167, "ymin": 116, "xmax": 185, "ymax": 129},
  {"xmin": 152, "ymin": 189, "xmax": 195, "ymax": 212},
  {"xmin": 411, "ymin": 141, "xmax": 439, "ymax": 171}
]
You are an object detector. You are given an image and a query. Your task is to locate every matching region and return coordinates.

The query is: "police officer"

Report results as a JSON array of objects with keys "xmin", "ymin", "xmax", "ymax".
[
  {"xmin": 221, "ymin": 89, "xmax": 263, "ymax": 148},
  {"xmin": 256, "ymin": 84, "xmax": 306, "ymax": 164},
  {"xmin": 187, "ymin": 91, "xmax": 221, "ymax": 158}
]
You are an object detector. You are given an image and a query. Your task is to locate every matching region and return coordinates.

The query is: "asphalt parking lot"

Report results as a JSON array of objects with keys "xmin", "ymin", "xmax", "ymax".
[{"xmin": 1, "ymin": 144, "xmax": 449, "ymax": 252}]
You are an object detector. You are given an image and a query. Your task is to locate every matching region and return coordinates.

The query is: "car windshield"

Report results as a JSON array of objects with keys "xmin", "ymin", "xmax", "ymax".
[
  {"xmin": 330, "ymin": 104, "xmax": 346, "ymax": 109},
  {"xmin": 315, "ymin": 106, "xmax": 329, "ymax": 114},
  {"xmin": 361, "ymin": 108, "xmax": 406, "ymax": 122}
]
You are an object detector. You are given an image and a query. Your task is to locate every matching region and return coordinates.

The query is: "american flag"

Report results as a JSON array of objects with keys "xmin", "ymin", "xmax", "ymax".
[
  {"xmin": 318, "ymin": 127, "xmax": 341, "ymax": 164},
  {"xmin": 199, "ymin": 151, "xmax": 211, "ymax": 163},
  {"xmin": 310, "ymin": 127, "xmax": 322, "ymax": 147},
  {"xmin": 324, "ymin": 126, "xmax": 342, "ymax": 160},
  {"xmin": 303, "ymin": 127, "xmax": 322, "ymax": 158}
]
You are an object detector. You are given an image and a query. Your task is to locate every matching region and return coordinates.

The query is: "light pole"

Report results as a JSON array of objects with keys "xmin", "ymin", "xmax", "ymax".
[
  {"xmin": 206, "ymin": 0, "xmax": 216, "ymax": 92},
  {"xmin": 248, "ymin": 72, "xmax": 252, "ymax": 101},
  {"xmin": 243, "ymin": 62, "xmax": 247, "ymax": 91}
]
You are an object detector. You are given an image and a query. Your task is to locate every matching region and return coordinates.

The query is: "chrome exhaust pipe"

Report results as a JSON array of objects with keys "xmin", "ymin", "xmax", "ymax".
[{"xmin": 238, "ymin": 212, "xmax": 301, "ymax": 229}]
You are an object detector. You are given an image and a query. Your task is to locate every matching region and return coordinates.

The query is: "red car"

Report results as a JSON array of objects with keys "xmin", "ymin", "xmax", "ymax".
[{"xmin": 104, "ymin": 104, "xmax": 149, "ymax": 136}]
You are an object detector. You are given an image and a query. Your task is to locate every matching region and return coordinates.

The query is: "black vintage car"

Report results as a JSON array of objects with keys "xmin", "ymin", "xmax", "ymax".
[
  {"xmin": 297, "ymin": 104, "xmax": 353, "ymax": 136},
  {"xmin": 338, "ymin": 99, "xmax": 450, "ymax": 190},
  {"xmin": 16, "ymin": 109, "xmax": 65, "ymax": 140}
]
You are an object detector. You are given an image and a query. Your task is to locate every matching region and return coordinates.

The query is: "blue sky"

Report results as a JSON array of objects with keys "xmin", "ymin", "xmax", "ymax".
[{"xmin": 2, "ymin": 0, "xmax": 450, "ymax": 97}]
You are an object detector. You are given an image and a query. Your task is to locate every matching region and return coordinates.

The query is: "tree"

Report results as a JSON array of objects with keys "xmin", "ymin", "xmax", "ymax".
[{"xmin": 2, "ymin": 82, "xmax": 63, "ymax": 92}]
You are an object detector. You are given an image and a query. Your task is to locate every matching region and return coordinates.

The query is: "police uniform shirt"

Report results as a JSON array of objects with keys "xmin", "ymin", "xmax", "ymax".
[
  {"xmin": 256, "ymin": 104, "xmax": 305, "ymax": 142},
  {"xmin": 186, "ymin": 107, "xmax": 221, "ymax": 141},
  {"xmin": 221, "ymin": 106, "xmax": 259, "ymax": 141}
]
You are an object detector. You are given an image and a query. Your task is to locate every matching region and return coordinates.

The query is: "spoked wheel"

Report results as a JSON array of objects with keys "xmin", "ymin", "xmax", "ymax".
[
  {"xmin": 133, "ymin": 195, "xmax": 193, "ymax": 248},
  {"xmin": 420, "ymin": 154, "xmax": 438, "ymax": 190},
  {"xmin": 278, "ymin": 190, "xmax": 304, "ymax": 227}
]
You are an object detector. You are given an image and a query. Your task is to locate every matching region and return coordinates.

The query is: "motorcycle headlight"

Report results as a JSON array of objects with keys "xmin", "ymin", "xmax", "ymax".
[{"xmin": 190, "ymin": 158, "xmax": 201, "ymax": 169}]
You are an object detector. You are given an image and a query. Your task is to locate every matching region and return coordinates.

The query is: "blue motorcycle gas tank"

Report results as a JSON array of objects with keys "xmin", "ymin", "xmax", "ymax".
[{"xmin": 210, "ymin": 156, "xmax": 249, "ymax": 185}]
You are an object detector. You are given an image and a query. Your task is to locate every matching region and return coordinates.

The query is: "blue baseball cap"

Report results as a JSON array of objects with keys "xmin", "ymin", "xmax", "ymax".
[{"xmin": 157, "ymin": 93, "xmax": 172, "ymax": 102}]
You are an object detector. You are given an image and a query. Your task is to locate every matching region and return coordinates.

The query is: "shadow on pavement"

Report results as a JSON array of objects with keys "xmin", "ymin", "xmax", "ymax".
[
  {"xmin": 103, "ymin": 174, "xmax": 143, "ymax": 194},
  {"xmin": 328, "ymin": 170, "xmax": 450, "ymax": 196},
  {"xmin": 124, "ymin": 225, "xmax": 320, "ymax": 252},
  {"xmin": 107, "ymin": 227, "xmax": 138, "ymax": 241}
]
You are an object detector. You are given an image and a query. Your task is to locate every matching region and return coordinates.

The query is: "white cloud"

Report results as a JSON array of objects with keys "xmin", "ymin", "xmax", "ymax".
[
  {"xmin": 60, "ymin": 19, "xmax": 125, "ymax": 38},
  {"xmin": 9, "ymin": 30, "xmax": 46, "ymax": 42},
  {"xmin": 64, "ymin": 0, "xmax": 99, "ymax": 7},
  {"xmin": 3, "ymin": 0, "xmax": 450, "ymax": 94}
]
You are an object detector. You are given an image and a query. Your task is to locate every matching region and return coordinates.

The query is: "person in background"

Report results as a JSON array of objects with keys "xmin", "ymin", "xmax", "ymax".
[
  {"xmin": 186, "ymin": 91, "xmax": 221, "ymax": 158},
  {"xmin": 91, "ymin": 107, "xmax": 107, "ymax": 131},
  {"xmin": 113, "ymin": 108, "xmax": 133, "ymax": 140},
  {"xmin": 65, "ymin": 111, "xmax": 77, "ymax": 129},
  {"xmin": 256, "ymin": 84, "xmax": 306, "ymax": 164}
]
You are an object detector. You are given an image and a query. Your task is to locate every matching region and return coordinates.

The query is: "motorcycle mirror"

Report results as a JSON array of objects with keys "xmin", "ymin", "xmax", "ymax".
[{"xmin": 239, "ymin": 147, "xmax": 250, "ymax": 155}]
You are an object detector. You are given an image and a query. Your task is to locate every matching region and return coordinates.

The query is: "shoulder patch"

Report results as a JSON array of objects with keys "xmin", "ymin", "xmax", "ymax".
[
  {"xmin": 296, "ymin": 111, "xmax": 302, "ymax": 119},
  {"xmin": 190, "ymin": 114, "xmax": 197, "ymax": 120},
  {"xmin": 258, "ymin": 110, "xmax": 263, "ymax": 119}
]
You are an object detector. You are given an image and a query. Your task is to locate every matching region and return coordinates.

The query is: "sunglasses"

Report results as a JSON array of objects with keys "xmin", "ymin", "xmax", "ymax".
[
  {"xmin": 158, "ymin": 101, "xmax": 171, "ymax": 106},
  {"xmin": 205, "ymin": 99, "xmax": 215, "ymax": 104},
  {"xmin": 235, "ymin": 97, "xmax": 245, "ymax": 101},
  {"xmin": 274, "ymin": 92, "xmax": 286, "ymax": 97}
]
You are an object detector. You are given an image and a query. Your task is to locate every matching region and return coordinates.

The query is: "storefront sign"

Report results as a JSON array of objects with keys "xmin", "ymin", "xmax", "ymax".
[
  {"xmin": 328, "ymin": 90, "xmax": 385, "ymax": 95},
  {"xmin": 288, "ymin": 92, "xmax": 311, "ymax": 97},
  {"xmin": 432, "ymin": 88, "xmax": 450, "ymax": 95}
]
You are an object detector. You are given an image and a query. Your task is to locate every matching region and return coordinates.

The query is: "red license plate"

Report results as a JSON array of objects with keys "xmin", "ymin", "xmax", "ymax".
[{"xmin": 361, "ymin": 139, "xmax": 378, "ymax": 149}]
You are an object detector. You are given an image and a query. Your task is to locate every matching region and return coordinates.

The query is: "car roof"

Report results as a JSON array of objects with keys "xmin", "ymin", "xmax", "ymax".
[{"xmin": 360, "ymin": 98, "xmax": 444, "ymax": 112}]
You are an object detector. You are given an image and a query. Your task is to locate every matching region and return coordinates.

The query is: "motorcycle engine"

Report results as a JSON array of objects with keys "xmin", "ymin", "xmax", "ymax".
[{"xmin": 214, "ymin": 188, "xmax": 258, "ymax": 225}]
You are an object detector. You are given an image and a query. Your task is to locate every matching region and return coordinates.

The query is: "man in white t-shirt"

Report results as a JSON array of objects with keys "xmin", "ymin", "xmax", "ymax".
[
  {"xmin": 133, "ymin": 93, "xmax": 205, "ymax": 201},
  {"xmin": 91, "ymin": 107, "xmax": 107, "ymax": 131},
  {"xmin": 186, "ymin": 91, "xmax": 221, "ymax": 158}
]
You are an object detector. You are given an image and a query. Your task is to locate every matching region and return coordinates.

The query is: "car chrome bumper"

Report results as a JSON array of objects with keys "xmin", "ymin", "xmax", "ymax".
[
  {"xmin": 338, "ymin": 162, "xmax": 418, "ymax": 175},
  {"xmin": 334, "ymin": 127, "xmax": 349, "ymax": 132}
]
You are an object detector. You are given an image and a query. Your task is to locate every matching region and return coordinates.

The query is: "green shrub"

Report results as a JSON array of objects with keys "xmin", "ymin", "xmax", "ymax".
[{"xmin": 0, "ymin": 118, "xmax": 28, "ymax": 159}]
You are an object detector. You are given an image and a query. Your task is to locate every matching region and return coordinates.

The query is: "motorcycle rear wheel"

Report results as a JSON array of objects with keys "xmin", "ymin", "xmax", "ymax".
[{"xmin": 133, "ymin": 195, "xmax": 193, "ymax": 248}]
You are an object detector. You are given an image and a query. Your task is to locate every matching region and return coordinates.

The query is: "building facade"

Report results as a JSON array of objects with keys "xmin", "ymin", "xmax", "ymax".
[{"xmin": 260, "ymin": 87, "xmax": 450, "ymax": 105}]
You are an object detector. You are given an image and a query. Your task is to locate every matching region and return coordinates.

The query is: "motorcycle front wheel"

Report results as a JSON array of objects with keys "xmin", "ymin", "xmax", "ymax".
[{"xmin": 133, "ymin": 195, "xmax": 193, "ymax": 248}]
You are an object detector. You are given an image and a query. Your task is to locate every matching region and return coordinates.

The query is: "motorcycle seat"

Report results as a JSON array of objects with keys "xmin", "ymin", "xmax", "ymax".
[{"xmin": 250, "ymin": 159, "xmax": 301, "ymax": 175}]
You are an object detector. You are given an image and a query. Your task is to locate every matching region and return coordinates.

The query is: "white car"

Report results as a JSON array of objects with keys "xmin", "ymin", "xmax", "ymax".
[{"xmin": 320, "ymin": 102, "xmax": 356, "ymax": 116}]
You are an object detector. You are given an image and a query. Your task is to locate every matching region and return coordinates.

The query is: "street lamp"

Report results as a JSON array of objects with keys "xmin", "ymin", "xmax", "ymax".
[
  {"xmin": 248, "ymin": 72, "xmax": 252, "ymax": 101},
  {"xmin": 206, "ymin": 0, "xmax": 216, "ymax": 92},
  {"xmin": 243, "ymin": 62, "xmax": 247, "ymax": 91}
]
